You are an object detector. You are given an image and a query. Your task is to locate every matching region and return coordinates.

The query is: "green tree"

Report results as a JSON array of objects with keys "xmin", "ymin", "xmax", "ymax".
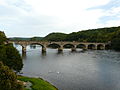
[
  {"xmin": 0, "ymin": 44, "xmax": 23, "ymax": 72},
  {"xmin": 5, "ymin": 44, "xmax": 23, "ymax": 72},
  {"xmin": 0, "ymin": 62, "xmax": 23, "ymax": 90}
]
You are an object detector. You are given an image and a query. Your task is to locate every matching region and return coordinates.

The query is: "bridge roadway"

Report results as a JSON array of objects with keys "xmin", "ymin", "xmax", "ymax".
[{"xmin": 8, "ymin": 41, "xmax": 110, "ymax": 53}]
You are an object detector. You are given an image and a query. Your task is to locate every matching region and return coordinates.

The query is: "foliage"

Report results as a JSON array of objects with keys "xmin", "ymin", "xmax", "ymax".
[
  {"xmin": 5, "ymin": 44, "xmax": 23, "ymax": 72},
  {"xmin": 0, "ymin": 31, "xmax": 23, "ymax": 72},
  {"xmin": 0, "ymin": 62, "xmax": 23, "ymax": 90},
  {"xmin": 0, "ymin": 44, "xmax": 23, "ymax": 72},
  {"xmin": 64, "ymin": 26, "xmax": 120, "ymax": 42},
  {"xmin": 0, "ymin": 31, "xmax": 7, "ymax": 44},
  {"xmin": 111, "ymin": 30, "xmax": 120, "ymax": 51},
  {"xmin": 18, "ymin": 76, "xmax": 58, "ymax": 90}
]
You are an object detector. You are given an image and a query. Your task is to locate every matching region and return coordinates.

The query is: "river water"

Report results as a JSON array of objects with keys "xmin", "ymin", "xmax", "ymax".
[{"xmin": 16, "ymin": 45, "xmax": 120, "ymax": 90}]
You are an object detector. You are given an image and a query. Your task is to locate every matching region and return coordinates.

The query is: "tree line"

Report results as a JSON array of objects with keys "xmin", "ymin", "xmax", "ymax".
[{"xmin": 42, "ymin": 26, "xmax": 120, "ymax": 43}]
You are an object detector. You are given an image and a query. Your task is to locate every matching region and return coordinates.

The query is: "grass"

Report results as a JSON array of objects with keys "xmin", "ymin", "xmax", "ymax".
[{"xmin": 17, "ymin": 75, "xmax": 58, "ymax": 90}]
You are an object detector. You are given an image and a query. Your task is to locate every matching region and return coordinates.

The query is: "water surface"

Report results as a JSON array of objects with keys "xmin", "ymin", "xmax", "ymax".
[{"xmin": 16, "ymin": 45, "xmax": 120, "ymax": 90}]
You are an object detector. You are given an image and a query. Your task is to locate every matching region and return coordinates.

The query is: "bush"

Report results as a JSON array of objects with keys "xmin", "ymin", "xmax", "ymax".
[{"xmin": 0, "ymin": 62, "xmax": 23, "ymax": 90}]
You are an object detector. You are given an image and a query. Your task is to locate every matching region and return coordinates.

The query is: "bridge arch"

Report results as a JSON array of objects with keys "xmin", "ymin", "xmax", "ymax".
[
  {"xmin": 63, "ymin": 44, "xmax": 75, "ymax": 48},
  {"xmin": 63, "ymin": 44, "xmax": 76, "ymax": 51},
  {"xmin": 47, "ymin": 43, "xmax": 61, "ymax": 49},
  {"xmin": 97, "ymin": 44, "xmax": 105, "ymax": 50},
  {"xmin": 76, "ymin": 44, "xmax": 86, "ymax": 49},
  {"xmin": 29, "ymin": 43, "xmax": 46, "ymax": 52},
  {"xmin": 28, "ymin": 43, "xmax": 44, "ymax": 48},
  {"xmin": 88, "ymin": 44, "xmax": 96, "ymax": 50},
  {"xmin": 13, "ymin": 43, "xmax": 27, "ymax": 54}
]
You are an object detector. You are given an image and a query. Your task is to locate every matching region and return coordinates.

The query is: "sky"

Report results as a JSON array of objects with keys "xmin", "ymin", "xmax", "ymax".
[{"xmin": 0, "ymin": 0, "xmax": 120, "ymax": 37}]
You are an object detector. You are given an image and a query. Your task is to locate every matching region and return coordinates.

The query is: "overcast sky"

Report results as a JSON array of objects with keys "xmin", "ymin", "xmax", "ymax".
[{"xmin": 0, "ymin": 0, "xmax": 120, "ymax": 37}]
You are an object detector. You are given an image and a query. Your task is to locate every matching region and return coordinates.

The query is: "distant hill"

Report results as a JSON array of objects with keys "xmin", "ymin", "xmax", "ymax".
[
  {"xmin": 64, "ymin": 26, "xmax": 120, "ymax": 42},
  {"xmin": 9, "ymin": 37, "xmax": 31, "ymax": 41},
  {"xmin": 41, "ymin": 26, "xmax": 120, "ymax": 43},
  {"xmin": 42, "ymin": 32, "xmax": 67, "ymax": 41}
]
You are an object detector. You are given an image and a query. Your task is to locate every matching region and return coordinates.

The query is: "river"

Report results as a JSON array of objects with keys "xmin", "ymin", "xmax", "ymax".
[{"xmin": 15, "ymin": 45, "xmax": 120, "ymax": 90}]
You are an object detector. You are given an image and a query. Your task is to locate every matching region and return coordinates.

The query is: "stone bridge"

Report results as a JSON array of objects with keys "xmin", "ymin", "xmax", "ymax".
[{"xmin": 8, "ymin": 41, "xmax": 110, "ymax": 53}]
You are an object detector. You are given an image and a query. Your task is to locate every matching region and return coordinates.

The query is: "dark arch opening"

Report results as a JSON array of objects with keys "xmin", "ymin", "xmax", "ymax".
[
  {"xmin": 76, "ymin": 44, "xmax": 86, "ymax": 49},
  {"xmin": 47, "ymin": 43, "xmax": 60, "ymax": 49},
  {"xmin": 29, "ymin": 43, "xmax": 44, "ymax": 49},
  {"xmin": 105, "ymin": 44, "xmax": 111, "ymax": 50},
  {"xmin": 97, "ymin": 44, "xmax": 104, "ymax": 50},
  {"xmin": 63, "ymin": 44, "xmax": 74, "ymax": 48},
  {"xmin": 88, "ymin": 44, "xmax": 96, "ymax": 49}
]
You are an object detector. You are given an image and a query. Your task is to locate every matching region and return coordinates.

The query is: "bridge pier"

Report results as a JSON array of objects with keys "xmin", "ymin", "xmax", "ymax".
[
  {"xmin": 94, "ymin": 44, "xmax": 98, "ymax": 50},
  {"xmin": 71, "ymin": 45, "xmax": 76, "ymax": 52},
  {"xmin": 58, "ymin": 45, "xmax": 63, "ymax": 52},
  {"xmin": 84, "ymin": 45, "xmax": 88, "ymax": 50},
  {"xmin": 42, "ymin": 46, "xmax": 46, "ymax": 53},
  {"xmin": 22, "ymin": 45, "xmax": 27, "ymax": 53}
]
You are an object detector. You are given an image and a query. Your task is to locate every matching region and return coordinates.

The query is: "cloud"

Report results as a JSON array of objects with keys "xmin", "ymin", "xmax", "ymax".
[
  {"xmin": 89, "ymin": 0, "xmax": 120, "ymax": 26},
  {"xmin": 23, "ymin": 0, "xmax": 109, "ymax": 30},
  {"xmin": 0, "ymin": 0, "xmax": 120, "ymax": 37}
]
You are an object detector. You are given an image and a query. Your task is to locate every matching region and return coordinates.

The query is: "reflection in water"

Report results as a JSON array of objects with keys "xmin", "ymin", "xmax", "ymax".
[
  {"xmin": 41, "ymin": 52, "xmax": 46, "ymax": 56},
  {"xmin": 22, "ymin": 52, "xmax": 27, "ymax": 59},
  {"xmin": 41, "ymin": 52, "xmax": 47, "ymax": 59},
  {"xmin": 15, "ymin": 45, "xmax": 120, "ymax": 90},
  {"xmin": 57, "ymin": 50, "xmax": 63, "ymax": 54}
]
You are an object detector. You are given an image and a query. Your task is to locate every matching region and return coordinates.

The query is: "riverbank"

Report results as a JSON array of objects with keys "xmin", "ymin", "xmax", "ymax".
[{"xmin": 17, "ymin": 75, "xmax": 58, "ymax": 90}]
